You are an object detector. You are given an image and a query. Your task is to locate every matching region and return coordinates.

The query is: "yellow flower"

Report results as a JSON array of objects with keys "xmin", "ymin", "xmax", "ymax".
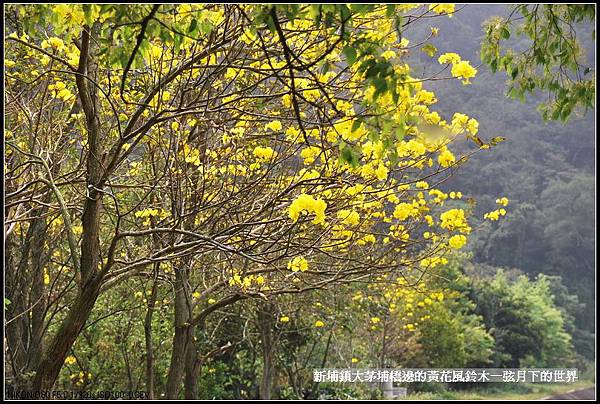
[
  {"xmin": 240, "ymin": 29, "xmax": 257, "ymax": 45},
  {"xmin": 280, "ymin": 315, "xmax": 290, "ymax": 323},
  {"xmin": 467, "ymin": 118, "xmax": 479, "ymax": 135},
  {"xmin": 265, "ymin": 120, "xmax": 282, "ymax": 132},
  {"xmin": 374, "ymin": 162, "xmax": 389, "ymax": 181},
  {"xmin": 451, "ymin": 60, "xmax": 477, "ymax": 84},
  {"xmin": 381, "ymin": 50, "xmax": 396, "ymax": 61},
  {"xmin": 335, "ymin": 119, "xmax": 367, "ymax": 142},
  {"xmin": 65, "ymin": 355, "xmax": 77, "ymax": 365},
  {"xmin": 52, "ymin": 4, "xmax": 85, "ymax": 25},
  {"xmin": 393, "ymin": 203, "xmax": 418, "ymax": 221},
  {"xmin": 486, "ymin": 205, "xmax": 507, "ymax": 221},
  {"xmin": 496, "ymin": 197, "xmax": 509, "ymax": 206},
  {"xmin": 208, "ymin": 298, "xmax": 216, "ymax": 304},
  {"xmin": 438, "ymin": 52, "xmax": 461, "ymax": 64},
  {"xmin": 314, "ymin": 320, "xmax": 325, "ymax": 328},
  {"xmin": 285, "ymin": 126, "xmax": 302, "ymax": 143},
  {"xmin": 253, "ymin": 146, "xmax": 277, "ymax": 162},
  {"xmin": 288, "ymin": 194, "xmax": 327, "ymax": 224},
  {"xmin": 448, "ymin": 234, "xmax": 467, "ymax": 249},
  {"xmin": 287, "ymin": 256, "xmax": 309, "ymax": 272},
  {"xmin": 358, "ymin": 234, "xmax": 376, "ymax": 245},
  {"xmin": 429, "ymin": 4, "xmax": 456, "ymax": 15},
  {"xmin": 438, "ymin": 148, "xmax": 456, "ymax": 167},
  {"xmin": 177, "ymin": 4, "xmax": 193, "ymax": 14},
  {"xmin": 300, "ymin": 146, "xmax": 322, "ymax": 165},
  {"xmin": 440, "ymin": 208, "xmax": 469, "ymax": 233},
  {"xmin": 351, "ymin": 357, "xmax": 360, "ymax": 363}
]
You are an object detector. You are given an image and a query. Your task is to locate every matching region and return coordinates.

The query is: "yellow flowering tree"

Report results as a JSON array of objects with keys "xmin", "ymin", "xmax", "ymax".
[{"xmin": 4, "ymin": 4, "xmax": 509, "ymax": 397}]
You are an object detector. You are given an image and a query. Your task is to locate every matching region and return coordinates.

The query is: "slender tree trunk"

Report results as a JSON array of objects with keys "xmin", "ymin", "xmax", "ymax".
[
  {"xmin": 144, "ymin": 263, "xmax": 159, "ymax": 400},
  {"xmin": 31, "ymin": 275, "xmax": 103, "ymax": 391},
  {"xmin": 6, "ymin": 205, "xmax": 49, "ymax": 389},
  {"xmin": 32, "ymin": 24, "xmax": 105, "ymax": 391},
  {"xmin": 28, "ymin": 221, "xmax": 48, "ymax": 373},
  {"xmin": 258, "ymin": 303, "xmax": 275, "ymax": 400},
  {"xmin": 166, "ymin": 265, "xmax": 193, "ymax": 399},
  {"xmin": 184, "ymin": 334, "xmax": 200, "ymax": 399},
  {"xmin": 5, "ymin": 237, "xmax": 28, "ymax": 389}
]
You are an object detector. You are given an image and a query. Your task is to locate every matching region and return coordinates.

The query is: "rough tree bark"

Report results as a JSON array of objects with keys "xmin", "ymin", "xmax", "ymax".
[
  {"xmin": 144, "ymin": 263, "xmax": 159, "ymax": 400},
  {"xmin": 166, "ymin": 264, "xmax": 194, "ymax": 399},
  {"xmin": 32, "ymin": 24, "xmax": 105, "ymax": 392},
  {"xmin": 258, "ymin": 303, "xmax": 276, "ymax": 400}
]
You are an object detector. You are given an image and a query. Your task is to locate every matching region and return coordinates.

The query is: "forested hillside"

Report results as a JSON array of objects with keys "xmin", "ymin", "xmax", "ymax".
[{"xmin": 412, "ymin": 5, "xmax": 595, "ymax": 335}]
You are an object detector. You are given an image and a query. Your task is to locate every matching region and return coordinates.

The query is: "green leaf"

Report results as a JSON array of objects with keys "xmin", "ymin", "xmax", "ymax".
[
  {"xmin": 560, "ymin": 104, "xmax": 572, "ymax": 122},
  {"xmin": 118, "ymin": 50, "xmax": 129, "ymax": 69},
  {"xmin": 343, "ymin": 46, "xmax": 357, "ymax": 65},
  {"xmin": 371, "ymin": 77, "xmax": 388, "ymax": 99},
  {"xmin": 511, "ymin": 66, "xmax": 519, "ymax": 79},
  {"xmin": 340, "ymin": 145, "xmax": 360, "ymax": 167},
  {"xmin": 421, "ymin": 44, "xmax": 437, "ymax": 58},
  {"xmin": 339, "ymin": 4, "xmax": 352, "ymax": 21},
  {"xmin": 188, "ymin": 18, "xmax": 198, "ymax": 33},
  {"xmin": 386, "ymin": 4, "xmax": 395, "ymax": 17},
  {"xmin": 490, "ymin": 59, "xmax": 498, "ymax": 73}
]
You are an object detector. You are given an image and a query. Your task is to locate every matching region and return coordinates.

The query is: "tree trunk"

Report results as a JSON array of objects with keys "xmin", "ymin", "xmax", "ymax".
[
  {"xmin": 144, "ymin": 263, "xmax": 159, "ymax": 400},
  {"xmin": 31, "ymin": 275, "xmax": 103, "ymax": 391},
  {"xmin": 166, "ymin": 265, "xmax": 193, "ymax": 399},
  {"xmin": 28, "ymin": 220, "xmax": 48, "ymax": 373},
  {"xmin": 6, "ymin": 205, "xmax": 49, "ymax": 389},
  {"xmin": 184, "ymin": 334, "xmax": 200, "ymax": 399},
  {"xmin": 258, "ymin": 303, "xmax": 275, "ymax": 400},
  {"xmin": 5, "ymin": 237, "xmax": 28, "ymax": 389}
]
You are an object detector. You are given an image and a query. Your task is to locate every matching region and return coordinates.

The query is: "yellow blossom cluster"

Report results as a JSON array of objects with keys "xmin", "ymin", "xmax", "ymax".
[
  {"xmin": 437, "ymin": 147, "xmax": 456, "ymax": 167},
  {"xmin": 64, "ymin": 355, "xmax": 77, "ymax": 365},
  {"xmin": 439, "ymin": 208, "xmax": 470, "ymax": 233},
  {"xmin": 287, "ymin": 256, "xmax": 309, "ymax": 272},
  {"xmin": 337, "ymin": 209, "xmax": 361, "ymax": 226},
  {"xmin": 438, "ymin": 52, "xmax": 478, "ymax": 84},
  {"xmin": 496, "ymin": 197, "xmax": 509, "ymax": 206},
  {"xmin": 48, "ymin": 82, "xmax": 74, "ymax": 101},
  {"xmin": 288, "ymin": 194, "xmax": 327, "ymax": 225},
  {"xmin": 429, "ymin": 4, "xmax": 456, "ymax": 15},
  {"xmin": 228, "ymin": 271, "xmax": 266, "ymax": 290},
  {"xmin": 253, "ymin": 146, "xmax": 277, "ymax": 162},
  {"xmin": 484, "ymin": 208, "xmax": 507, "ymax": 221},
  {"xmin": 448, "ymin": 234, "xmax": 467, "ymax": 249},
  {"xmin": 135, "ymin": 208, "xmax": 169, "ymax": 226},
  {"xmin": 393, "ymin": 202, "xmax": 420, "ymax": 221}
]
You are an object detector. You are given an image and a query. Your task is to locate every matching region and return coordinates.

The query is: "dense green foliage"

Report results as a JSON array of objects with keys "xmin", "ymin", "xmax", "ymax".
[
  {"xmin": 471, "ymin": 271, "xmax": 574, "ymax": 368},
  {"xmin": 481, "ymin": 4, "xmax": 595, "ymax": 121}
]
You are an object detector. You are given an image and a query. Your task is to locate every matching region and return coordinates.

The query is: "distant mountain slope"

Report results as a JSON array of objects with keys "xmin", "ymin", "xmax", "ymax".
[{"xmin": 406, "ymin": 4, "xmax": 595, "ymax": 331}]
